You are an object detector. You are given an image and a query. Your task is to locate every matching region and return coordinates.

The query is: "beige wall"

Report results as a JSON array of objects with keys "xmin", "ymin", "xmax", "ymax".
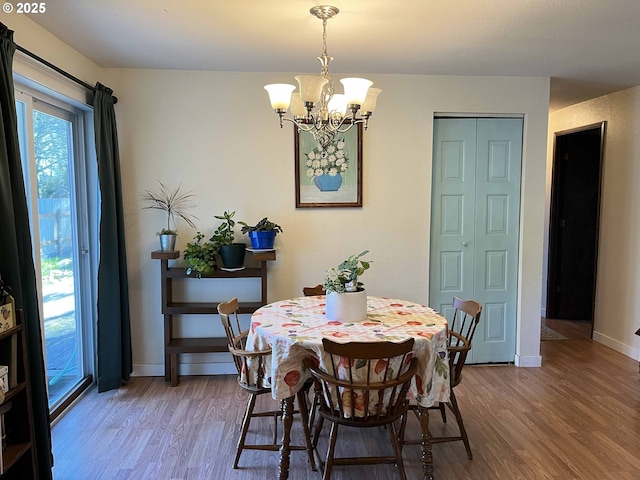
[
  {"xmin": 547, "ymin": 88, "xmax": 640, "ymax": 361},
  {"xmin": 8, "ymin": 16, "xmax": 551, "ymax": 376},
  {"xmin": 106, "ymin": 69, "xmax": 549, "ymax": 374}
]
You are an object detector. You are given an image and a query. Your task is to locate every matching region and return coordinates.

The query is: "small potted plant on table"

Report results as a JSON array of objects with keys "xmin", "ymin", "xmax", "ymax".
[
  {"xmin": 239, "ymin": 217, "xmax": 283, "ymax": 250},
  {"xmin": 322, "ymin": 250, "xmax": 371, "ymax": 322},
  {"xmin": 141, "ymin": 181, "xmax": 198, "ymax": 252},
  {"xmin": 211, "ymin": 210, "xmax": 246, "ymax": 269}
]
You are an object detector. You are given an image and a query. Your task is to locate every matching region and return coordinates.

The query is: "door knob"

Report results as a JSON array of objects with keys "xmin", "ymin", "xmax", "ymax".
[{"xmin": 461, "ymin": 241, "xmax": 468, "ymax": 247}]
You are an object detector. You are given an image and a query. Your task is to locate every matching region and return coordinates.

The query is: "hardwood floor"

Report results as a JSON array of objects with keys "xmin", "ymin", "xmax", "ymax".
[{"xmin": 52, "ymin": 321, "xmax": 640, "ymax": 479}]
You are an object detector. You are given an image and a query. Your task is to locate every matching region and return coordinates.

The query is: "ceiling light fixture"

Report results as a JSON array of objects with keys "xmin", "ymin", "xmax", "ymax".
[{"xmin": 264, "ymin": 5, "xmax": 381, "ymax": 149}]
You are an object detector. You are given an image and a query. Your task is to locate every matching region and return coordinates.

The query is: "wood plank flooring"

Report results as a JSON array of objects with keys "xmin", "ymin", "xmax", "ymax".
[{"xmin": 51, "ymin": 320, "xmax": 640, "ymax": 479}]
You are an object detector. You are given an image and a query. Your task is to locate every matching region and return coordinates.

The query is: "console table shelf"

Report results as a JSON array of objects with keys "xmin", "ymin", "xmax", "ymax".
[{"xmin": 152, "ymin": 249, "xmax": 275, "ymax": 386}]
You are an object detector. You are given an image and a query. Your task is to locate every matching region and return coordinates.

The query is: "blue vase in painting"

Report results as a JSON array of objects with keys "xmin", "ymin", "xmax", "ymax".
[{"xmin": 314, "ymin": 174, "xmax": 343, "ymax": 191}]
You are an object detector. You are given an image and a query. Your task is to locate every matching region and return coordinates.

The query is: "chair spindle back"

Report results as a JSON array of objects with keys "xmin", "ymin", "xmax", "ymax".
[{"xmin": 448, "ymin": 297, "xmax": 482, "ymax": 387}]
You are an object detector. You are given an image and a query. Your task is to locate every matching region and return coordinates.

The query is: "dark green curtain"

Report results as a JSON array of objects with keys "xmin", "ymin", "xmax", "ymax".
[
  {"xmin": 0, "ymin": 23, "xmax": 53, "ymax": 479},
  {"xmin": 93, "ymin": 83, "xmax": 132, "ymax": 392}
]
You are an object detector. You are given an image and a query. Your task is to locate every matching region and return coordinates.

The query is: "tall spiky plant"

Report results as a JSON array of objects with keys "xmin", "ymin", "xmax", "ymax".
[{"xmin": 142, "ymin": 181, "xmax": 198, "ymax": 234}]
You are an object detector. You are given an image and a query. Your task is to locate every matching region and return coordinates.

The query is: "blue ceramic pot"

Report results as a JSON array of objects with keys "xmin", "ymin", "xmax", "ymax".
[{"xmin": 248, "ymin": 230, "xmax": 276, "ymax": 249}]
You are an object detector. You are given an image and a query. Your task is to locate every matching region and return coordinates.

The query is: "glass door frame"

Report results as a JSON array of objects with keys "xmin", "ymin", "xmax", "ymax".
[{"xmin": 15, "ymin": 85, "xmax": 96, "ymax": 416}]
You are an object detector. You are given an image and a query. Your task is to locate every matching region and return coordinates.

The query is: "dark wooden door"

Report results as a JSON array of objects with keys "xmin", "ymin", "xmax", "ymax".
[{"xmin": 547, "ymin": 124, "xmax": 604, "ymax": 322}]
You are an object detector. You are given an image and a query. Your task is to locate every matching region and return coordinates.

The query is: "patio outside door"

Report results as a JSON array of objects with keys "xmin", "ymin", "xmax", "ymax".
[{"xmin": 430, "ymin": 117, "xmax": 522, "ymax": 363}]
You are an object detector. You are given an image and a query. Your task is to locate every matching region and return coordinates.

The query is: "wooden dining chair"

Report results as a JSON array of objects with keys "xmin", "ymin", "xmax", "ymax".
[
  {"xmin": 303, "ymin": 284, "xmax": 325, "ymax": 296},
  {"xmin": 303, "ymin": 338, "xmax": 418, "ymax": 480},
  {"xmin": 399, "ymin": 296, "xmax": 482, "ymax": 459},
  {"xmin": 217, "ymin": 298, "xmax": 316, "ymax": 471}
]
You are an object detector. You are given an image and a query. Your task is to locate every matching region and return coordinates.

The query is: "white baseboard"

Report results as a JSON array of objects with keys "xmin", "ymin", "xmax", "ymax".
[
  {"xmin": 592, "ymin": 331, "xmax": 640, "ymax": 361},
  {"xmin": 514, "ymin": 354, "xmax": 542, "ymax": 367}
]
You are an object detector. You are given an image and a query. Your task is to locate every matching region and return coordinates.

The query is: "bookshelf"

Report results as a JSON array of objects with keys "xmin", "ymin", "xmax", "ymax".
[{"xmin": 0, "ymin": 310, "xmax": 36, "ymax": 478}]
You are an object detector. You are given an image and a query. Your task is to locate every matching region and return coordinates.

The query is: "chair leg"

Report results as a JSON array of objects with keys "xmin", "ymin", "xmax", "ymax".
[
  {"xmin": 397, "ymin": 408, "xmax": 409, "ymax": 453},
  {"xmin": 308, "ymin": 387, "xmax": 321, "ymax": 438},
  {"xmin": 235, "ymin": 393, "xmax": 258, "ymax": 468},
  {"xmin": 296, "ymin": 390, "xmax": 317, "ymax": 471},
  {"xmin": 312, "ymin": 416, "xmax": 325, "ymax": 449},
  {"xmin": 448, "ymin": 390, "xmax": 472, "ymax": 459},
  {"xmin": 439, "ymin": 401, "xmax": 447, "ymax": 423},
  {"xmin": 323, "ymin": 422, "xmax": 339, "ymax": 480},
  {"xmin": 273, "ymin": 407, "xmax": 279, "ymax": 446},
  {"xmin": 388, "ymin": 421, "xmax": 408, "ymax": 480}
]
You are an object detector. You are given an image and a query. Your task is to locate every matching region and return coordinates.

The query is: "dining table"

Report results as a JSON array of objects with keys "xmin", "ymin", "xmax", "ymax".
[{"xmin": 246, "ymin": 294, "xmax": 450, "ymax": 480}]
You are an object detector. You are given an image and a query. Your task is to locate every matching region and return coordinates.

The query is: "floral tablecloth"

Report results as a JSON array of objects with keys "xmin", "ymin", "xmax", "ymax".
[{"xmin": 246, "ymin": 295, "xmax": 450, "ymax": 407}]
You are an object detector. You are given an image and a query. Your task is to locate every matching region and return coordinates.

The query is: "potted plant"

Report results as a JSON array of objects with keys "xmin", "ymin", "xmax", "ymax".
[
  {"xmin": 322, "ymin": 250, "xmax": 371, "ymax": 322},
  {"xmin": 141, "ymin": 181, "xmax": 198, "ymax": 252},
  {"xmin": 183, "ymin": 232, "xmax": 217, "ymax": 278},
  {"xmin": 211, "ymin": 210, "xmax": 246, "ymax": 269},
  {"xmin": 239, "ymin": 217, "xmax": 283, "ymax": 250}
]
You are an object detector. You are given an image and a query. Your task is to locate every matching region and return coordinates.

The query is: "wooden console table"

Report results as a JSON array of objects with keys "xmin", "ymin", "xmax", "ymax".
[{"xmin": 151, "ymin": 249, "xmax": 275, "ymax": 386}]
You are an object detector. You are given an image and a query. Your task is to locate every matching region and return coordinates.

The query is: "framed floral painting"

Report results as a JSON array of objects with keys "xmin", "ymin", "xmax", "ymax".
[{"xmin": 294, "ymin": 122, "xmax": 363, "ymax": 208}]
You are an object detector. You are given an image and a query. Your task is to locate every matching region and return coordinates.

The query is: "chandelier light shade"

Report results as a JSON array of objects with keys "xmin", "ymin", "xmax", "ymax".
[
  {"xmin": 264, "ymin": 5, "xmax": 381, "ymax": 149},
  {"xmin": 339, "ymin": 78, "xmax": 373, "ymax": 105},
  {"xmin": 264, "ymin": 84, "xmax": 296, "ymax": 110},
  {"xmin": 361, "ymin": 87, "xmax": 382, "ymax": 115}
]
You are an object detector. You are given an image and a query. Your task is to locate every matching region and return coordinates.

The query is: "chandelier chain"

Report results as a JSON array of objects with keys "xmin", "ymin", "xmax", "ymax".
[{"xmin": 322, "ymin": 18, "xmax": 328, "ymax": 58}]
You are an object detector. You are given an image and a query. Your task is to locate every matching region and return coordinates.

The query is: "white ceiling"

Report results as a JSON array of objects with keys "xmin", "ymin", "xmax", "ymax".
[{"xmin": 25, "ymin": 0, "xmax": 640, "ymax": 111}]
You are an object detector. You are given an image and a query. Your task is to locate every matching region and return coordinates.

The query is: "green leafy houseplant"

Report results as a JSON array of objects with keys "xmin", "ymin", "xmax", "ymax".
[
  {"xmin": 141, "ymin": 181, "xmax": 198, "ymax": 234},
  {"xmin": 238, "ymin": 217, "xmax": 283, "ymax": 235},
  {"xmin": 239, "ymin": 217, "xmax": 283, "ymax": 250},
  {"xmin": 210, "ymin": 210, "xmax": 237, "ymax": 247},
  {"xmin": 183, "ymin": 232, "xmax": 217, "ymax": 277},
  {"xmin": 323, "ymin": 250, "xmax": 371, "ymax": 294},
  {"xmin": 211, "ymin": 210, "xmax": 246, "ymax": 269}
]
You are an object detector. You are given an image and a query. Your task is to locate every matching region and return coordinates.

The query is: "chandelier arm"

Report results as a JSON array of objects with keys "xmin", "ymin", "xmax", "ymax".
[
  {"xmin": 335, "ymin": 121, "xmax": 359, "ymax": 134},
  {"xmin": 282, "ymin": 117, "xmax": 312, "ymax": 132},
  {"xmin": 285, "ymin": 116, "xmax": 329, "ymax": 135}
]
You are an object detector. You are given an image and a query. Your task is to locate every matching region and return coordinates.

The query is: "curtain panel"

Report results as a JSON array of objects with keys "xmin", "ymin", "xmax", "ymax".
[
  {"xmin": 0, "ymin": 21, "xmax": 54, "ymax": 479},
  {"xmin": 93, "ymin": 83, "xmax": 132, "ymax": 392}
]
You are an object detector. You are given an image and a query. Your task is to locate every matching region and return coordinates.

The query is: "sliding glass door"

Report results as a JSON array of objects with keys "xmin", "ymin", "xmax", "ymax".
[{"xmin": 15, "ymin": 87, "xmax": 94, "ymax": 414}]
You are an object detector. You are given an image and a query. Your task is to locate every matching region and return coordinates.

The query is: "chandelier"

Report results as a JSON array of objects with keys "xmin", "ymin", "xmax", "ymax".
[{"xmin": 264, "ymin": 5, "xmax": 381, "ymax": 149}]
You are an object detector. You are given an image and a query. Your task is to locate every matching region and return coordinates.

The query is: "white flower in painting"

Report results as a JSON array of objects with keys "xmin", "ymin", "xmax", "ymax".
[{"xmin": 303, "ymin": 137, "xmax": 349, "ymax": 179}]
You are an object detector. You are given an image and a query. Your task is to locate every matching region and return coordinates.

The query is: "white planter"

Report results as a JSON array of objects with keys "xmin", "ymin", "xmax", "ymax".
[{"xmin": 326, "ymin": 289, "xmax": 367, "ymax": 322}]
